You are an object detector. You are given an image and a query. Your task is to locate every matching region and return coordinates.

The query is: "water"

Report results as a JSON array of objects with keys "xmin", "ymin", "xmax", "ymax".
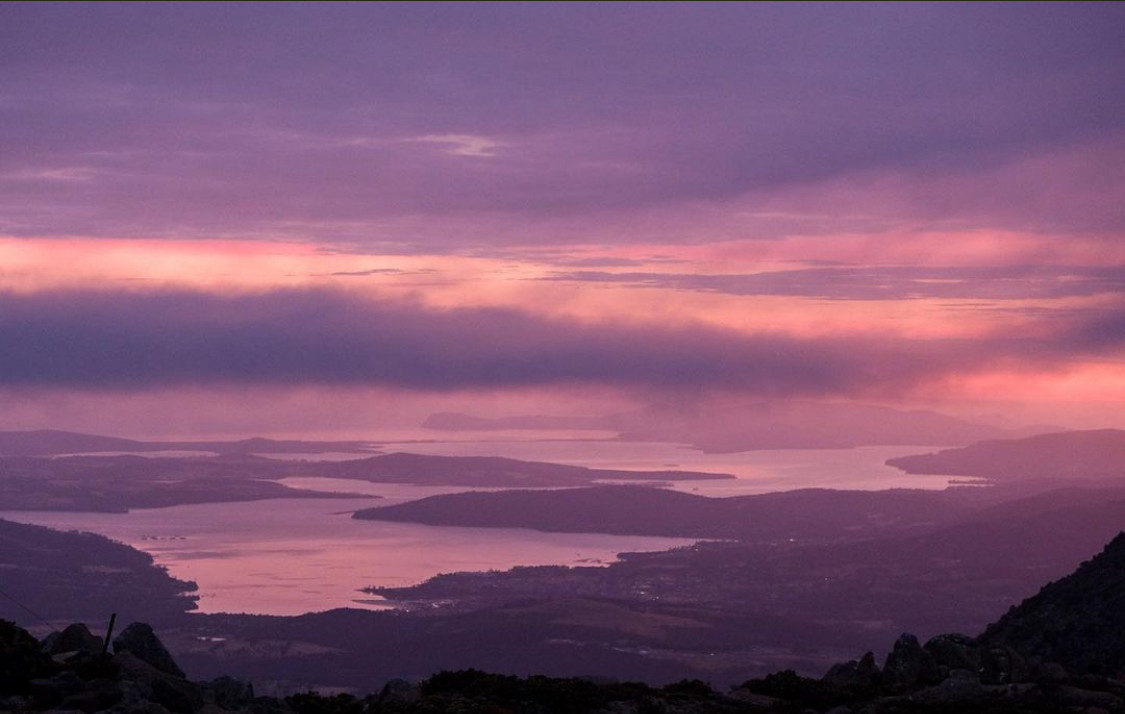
[
  {"xmin": 0, "ymin": 497, "xmax": 697, "ymax": 616},
  {"xmin": 1, "ymin": 441, "xmax": 954, "ymax": 617},
  {"xmin": 367, "ymin": 439, "xmax": 955, "ymax": 495}
]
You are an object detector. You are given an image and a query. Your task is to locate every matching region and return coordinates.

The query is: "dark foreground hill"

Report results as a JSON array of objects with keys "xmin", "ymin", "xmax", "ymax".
[
  {"xmin": 981, "ymin": 531, "xmax": 1125, "ymax": 675},
  {"xmin": 3, "ymin": 532, "xmax": 1124, "ymax": 713}
]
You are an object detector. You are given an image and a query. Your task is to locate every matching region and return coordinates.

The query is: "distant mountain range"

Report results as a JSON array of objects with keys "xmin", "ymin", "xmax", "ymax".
[
  {"xmin": 424, "ymin": 401, "xmax": 1053, "ymax": 451},
  {"xmin": 0, "ymin": 429, "xmax": 379, "ymax": 456},
  {"xmin": 888, "ymin": 428, "xmax": 1125, "ymax": 483}
]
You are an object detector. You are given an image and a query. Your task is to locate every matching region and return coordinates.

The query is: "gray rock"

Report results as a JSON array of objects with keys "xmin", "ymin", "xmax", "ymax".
[
  {"xmin": 911, "ymin": 669, "xmax": 986, "ymax": 703},
  {"xmin": 113, "ymin": 623, "xmax": 185, "ymax": 678},
  {"xmin": 57, "ymin": 677, "xmax": 126, "ymax": 712},
  {"xmin": 980, "ymin": 645, "xmax": 1029, "ymax": 685},
  {"xmin": 883, "ymin": 633, "xmax": 940, "ymax": 687},
  {"xmin": 0, "ymin": 695, "xmax": 30, "ymax": 711},
  {"xmin": 727, "ymin": 687, "xmax": 779, "ymax": 708},
  {"xmin": 1, "ymin": 619, "xmax": 54, "ymax": 688},
  {"xmin": 204, "ymin": 675, "xmax": 255, "ymax": 710},
  {"xmin": 1054, "ymin": 685, "xmax": 1124, "ymax": 710},
  {"xmin": 378, "ymin": 678, "xmax": 420, "ymax": 704},
  {"xmin": 41, "ymin": 623, "xmax": 105, "ymax": 658},
  {"xmin": 28, "ymin": 669, "xmax": 84, "ymax": 707},
  {"xmin": 823, "ymin": 652, "xmax": 881, "ymax": 690},
  {"xmin": 1034, "ymin": 661, "xmax": 1072, "ymax": 682},
  {"xmin": 923, "ymin": 633, "xmax": 980, "ymax": 674},
  {"xmin": 114, "ymin": 651, "xmax": 203, "ymax": 713}
]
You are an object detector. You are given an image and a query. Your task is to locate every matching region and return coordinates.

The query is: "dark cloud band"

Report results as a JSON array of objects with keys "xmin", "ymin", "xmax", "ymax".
[{"xmin": 0, "ymin": 288, "xmax": 1110, "ymax": 394}]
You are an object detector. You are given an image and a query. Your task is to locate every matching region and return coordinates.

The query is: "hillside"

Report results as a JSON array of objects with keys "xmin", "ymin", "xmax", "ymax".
[
  {"xmin": 981, "ymin": 531, "xmax": 1125, "ymax": 674},
  {"xmin": 354, "ymin": 484, "xmax": 987, "ymax": 541},
  {"xmin": 0, "ymin": 518, "xmax": 198, "ymax": 623},
  {"xmin": 328, "ymin": 453, "xmax": 731, "ymax": 487},
  {"xmin": 888, "ymin": 429, "xmax": 1125, "ymax": 482},
  {"xmin": 0, "ymin": 429, "xmax": 378, "ymax": 456}
]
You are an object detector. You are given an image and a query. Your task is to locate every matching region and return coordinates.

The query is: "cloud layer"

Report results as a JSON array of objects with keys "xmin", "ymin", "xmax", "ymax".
[
  {"xmin": 3, "ymin": 3, "xmax": 1123, "ymax": 244},
  {"xmin": 0, "ymin": 288, "xmax": 1115, "ymax": 397},
  {"xmin": 542, "ymin": 265, "xmax": 1125, "ymax": 301}
]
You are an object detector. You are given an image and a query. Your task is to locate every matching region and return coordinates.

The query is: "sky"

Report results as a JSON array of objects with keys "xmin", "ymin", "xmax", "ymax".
[{"xmin": 2, "ymin": 1, "xmax": 1124, "ymax": 438}]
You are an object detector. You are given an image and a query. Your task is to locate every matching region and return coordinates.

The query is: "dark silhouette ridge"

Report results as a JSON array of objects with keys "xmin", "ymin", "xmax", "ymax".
[
  {"xmin": 980, "ymin": 532, "xmax": 1125, "ymax": 675},
  {"xmin": 0, "ymin": 429, "xmax": 379, "ymax": 456},
  {"xmin": 423, "ymin": 401, "xmax": 1050, "ymax": 452}
]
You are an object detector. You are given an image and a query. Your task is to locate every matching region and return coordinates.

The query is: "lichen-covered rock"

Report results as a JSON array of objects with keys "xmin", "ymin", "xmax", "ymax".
[{"xmin": 113, "ymin": 622, "xmax": 184, "ymax": 678}]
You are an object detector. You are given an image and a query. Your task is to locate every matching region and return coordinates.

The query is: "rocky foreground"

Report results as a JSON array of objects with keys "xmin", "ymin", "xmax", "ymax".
[{"xmin": 3, "ymin": 532, "xmax": 1125, "ymax": 713}]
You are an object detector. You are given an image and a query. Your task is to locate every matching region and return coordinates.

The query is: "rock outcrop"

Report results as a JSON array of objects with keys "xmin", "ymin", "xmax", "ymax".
[
  {"xmin": 0, "ymin": 619, "xmax": 252, "ymax": 713},
  {"xmin": 980, "ymin": 531, "xmax": 1125, "ymax": 675},
  {"xmin": 112, "ymin": 622, "xmax": 185, "ymax": 678}
]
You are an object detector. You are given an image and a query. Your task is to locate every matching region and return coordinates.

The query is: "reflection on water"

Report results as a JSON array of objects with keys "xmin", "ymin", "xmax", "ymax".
[
  {"xmin": 368, "ymin": 439, "xmax": 955, "ymax": 495},
  {"xmin": 1, "ymin": 440, "xmax": 955, "ymax": 617},
  {"xmin": 0, "ymin": 497, "xmax": 697, "ymax": 617}
]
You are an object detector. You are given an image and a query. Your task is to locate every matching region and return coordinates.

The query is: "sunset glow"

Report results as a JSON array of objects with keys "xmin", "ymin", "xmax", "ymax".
[{"xmin": 1, "ymin": 2, "xmax": 1123, "ymax": 437}]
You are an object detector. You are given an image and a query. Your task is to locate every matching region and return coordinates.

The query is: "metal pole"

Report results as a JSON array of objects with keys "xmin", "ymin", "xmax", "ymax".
[{"xmin": 102, "ymin": 613, "xmax": 117, "ymax": 656}]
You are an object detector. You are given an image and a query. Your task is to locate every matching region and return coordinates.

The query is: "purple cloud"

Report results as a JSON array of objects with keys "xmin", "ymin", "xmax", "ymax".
[
  {"xmin": 0, "ymin": 287, "xmax": 1116, "ymax": 395},
  {"xmin": 2, "ymin": 3, "xmax": 1123, "ymax": 244},
  {"xmin": 541, "ymin": 266, "xmax": 1125, "ymax": 301}
]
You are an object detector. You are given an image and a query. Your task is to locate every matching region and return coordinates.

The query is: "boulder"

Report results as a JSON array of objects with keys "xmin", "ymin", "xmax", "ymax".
[
  {"xmin": 113, "ymin": 623, "xmax": 184, "ymax": 678},
  {"xmin": 923, "ymin": 633, "xmax": 980, "ymax": 674},
  {"xmin": 55, "ymin": 676, "xmax": 125, "ymax": 713},
  {"xmin": 378, "ymin": 678, "xmax": 421, "ymax": 704},
  {"xmin": 28, "ymin": 669, "xmax": 84, "ymax": 707},
  {"xmin": 980, "ymin": 644, "xmax": 1029, "ymax": 685},
  {"xmin": 0, "ymin": 619, "xmax": 54, "ymax": 693},
  {"xmin": 1053, "ymin": 685, "xmax": 1124, "ymax": 710},
  {"xmin": 883, "ymin": 633, "xmax": 940, "ymax": 687},
  {"xmin": 204, "ymin": 675, "xmax": 255, "ymax": 710},
  {"xmin": 114, "ymin": 651, "xmax": 203, "ymax": 713},
  {"xmin": 823, "ymin": 651, "xmax": 881, "ymax": 690},
  {"xmin": 41, "ymin": 623, "xmax": 105, "ymax": 659},
  {"xmin": 911, "ymin": 669, "xmax": 986, "ymax": 704}
]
